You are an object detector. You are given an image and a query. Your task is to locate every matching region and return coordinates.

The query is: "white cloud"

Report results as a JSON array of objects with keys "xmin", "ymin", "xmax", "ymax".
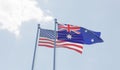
[
  {"xmin": 0, "ymin": 0, "xmax": 53, "ymax": 36},
  {"xmin": 43, "ymin": 0, "xmax": 49, "ymax": 4}
]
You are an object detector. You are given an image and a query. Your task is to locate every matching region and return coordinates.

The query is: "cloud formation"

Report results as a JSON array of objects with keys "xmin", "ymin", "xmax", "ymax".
[{"xmin": 0, "ymin": 0, "xmax": 53, "ymax": 36}]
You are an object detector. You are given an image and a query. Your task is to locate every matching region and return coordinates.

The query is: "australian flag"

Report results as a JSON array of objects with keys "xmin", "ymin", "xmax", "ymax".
[{"xmin": 58, "ymin": 24, "xmax": 103, "ymax": 44}]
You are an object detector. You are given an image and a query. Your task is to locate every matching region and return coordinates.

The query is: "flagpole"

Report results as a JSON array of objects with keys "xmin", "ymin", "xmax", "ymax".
[
  {"xmin": 31, "ymin": 24, "xmax": 40, "ymax": 70},
  {"xmin": 53, "ymin": 19, "xmax": 57, "ymax": 70}
]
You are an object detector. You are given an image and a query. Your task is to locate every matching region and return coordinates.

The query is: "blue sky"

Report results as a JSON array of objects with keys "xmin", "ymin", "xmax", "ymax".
[{"xmin": 0, "ymin": 0, "xmax": 120, "ymax": 70}]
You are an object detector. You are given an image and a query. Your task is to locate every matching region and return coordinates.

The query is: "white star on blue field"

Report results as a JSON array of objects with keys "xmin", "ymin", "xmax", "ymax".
[
  {"xmin": 0, "ymin": 0, "xmax": 120, "ymax": 70},
  {"xmin": 67, "ymin": 34, "xmax": 72, "ymax": 39}
]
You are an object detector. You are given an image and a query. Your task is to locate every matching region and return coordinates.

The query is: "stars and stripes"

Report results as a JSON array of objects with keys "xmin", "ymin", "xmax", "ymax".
[{"xmin": 38, "ymin": 29, "xmax": 83, "ymax": 54}]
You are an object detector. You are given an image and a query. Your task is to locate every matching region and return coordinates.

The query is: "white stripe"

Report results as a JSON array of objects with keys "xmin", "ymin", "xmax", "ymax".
[
  {"xmin": 39, "ymin": 43, "xmax": 54, "ymax": 47},
  {"xmin": 61, "ymin": 45, "xmax": 83, "ymax": 52},
  {"xmin": 39, "ymin": 42, "xmax": 83, "ymax": 52},
  {"xmin": 39, "ymin": 37, "xmax": 83, "ymax": 53},
  {"xmin": 39, "ymin": 38, "xmax": 83, "ymax": 47},
  {"xmin": 39, "ymin": 39, "xmax": 83, "ymax": 47}
]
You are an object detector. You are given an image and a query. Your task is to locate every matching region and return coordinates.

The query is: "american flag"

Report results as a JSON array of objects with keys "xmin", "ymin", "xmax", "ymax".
[
  {"xmin": 38, "ymin": 28, "xmax": 83, "ymax": 54},
  {"xmin": 58, "ymin": 24, "xmax": 80, "ymax": 34}
]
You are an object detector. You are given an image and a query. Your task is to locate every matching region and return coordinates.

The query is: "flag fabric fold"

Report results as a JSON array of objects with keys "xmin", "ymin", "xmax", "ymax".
[{"xmin": 79, "ymin": 27, "xmax": 103, "ymax": 44}]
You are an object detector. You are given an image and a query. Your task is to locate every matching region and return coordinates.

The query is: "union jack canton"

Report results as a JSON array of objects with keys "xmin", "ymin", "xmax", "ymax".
[{"xmin": 58, "ymin": 24, "xmax": 80, "ymax": 34}]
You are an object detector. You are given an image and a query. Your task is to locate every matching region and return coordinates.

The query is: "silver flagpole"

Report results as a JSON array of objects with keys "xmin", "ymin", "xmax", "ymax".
[
  {"xmin": 53, "ymin": 19, "xmax": 57, "ymax": 70},
  {"xmin": 31, "ymin": 24, "xmax": 40, "ymax": 70}
]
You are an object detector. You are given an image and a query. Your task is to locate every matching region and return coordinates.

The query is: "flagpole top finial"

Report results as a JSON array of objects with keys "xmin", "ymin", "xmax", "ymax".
[
  {"xmin": 38, "ymin": 24, "xmax": 40, "ymax": 28},
  {"xmin": 54, "ymin": 18, "xmax": 58, "ymax": 23}
]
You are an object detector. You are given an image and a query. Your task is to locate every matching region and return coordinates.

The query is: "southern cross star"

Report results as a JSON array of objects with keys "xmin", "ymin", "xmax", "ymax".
[{"xmin": 67, "ymin": 34, "xmax": 72, "ymax": 39}]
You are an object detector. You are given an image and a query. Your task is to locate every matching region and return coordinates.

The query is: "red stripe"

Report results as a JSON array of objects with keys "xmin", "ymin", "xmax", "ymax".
[
  {"xmin": 38, "ymin": 44, "xmax": 53, "ymax": 48},
  {"xmin": 39, "ymin": 41, "xmax": 54, "ymax": 45},
  {"xmin": 39, "ymin": 38, "xmax": 83, "ymax": 48},
  {"xmin": 39, "ymin": 43, "xmax": 83, "ymax": 54},
  {"xmin": 38, "ymin": 37, "xmax": 83, "ymax": 54},
  {"xmin": 61, "ymin": 44, "xmax": 83, "ymax": 49},
  {"xmin": 39, "ymin": 38, "xmax": 65, "ymax": 43},
  {"xmin": 39, "ymin": 42, "xmax": 83, "ymax": 49},
  {"xmin": 60, "ymin": 45, "xmax": 82, "ymax": 54},
  {"xmin": 64, "ymin": 47, "xmax": 82, "ymax": 54}
]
